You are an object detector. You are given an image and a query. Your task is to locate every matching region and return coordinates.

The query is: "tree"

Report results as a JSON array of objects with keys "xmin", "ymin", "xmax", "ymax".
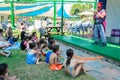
[{"xmin": 70, "ymin": 3, "xmax": 93, "ymax": 16}]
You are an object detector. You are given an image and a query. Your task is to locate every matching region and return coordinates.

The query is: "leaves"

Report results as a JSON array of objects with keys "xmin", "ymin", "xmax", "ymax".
[{"xmin": 70, "ymin": 3, "xmax": 93, "ymax": 16}]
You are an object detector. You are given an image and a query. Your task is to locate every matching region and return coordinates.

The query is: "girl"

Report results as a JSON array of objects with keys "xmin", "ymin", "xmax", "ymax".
[
  {"xmin": 63, "ymin": 49, "xmax": 85, "ymax": 78},
  {"xmin": 26, "ymin": 42, "xmax": 41, "ymax": 64},
  {"xmin": 26, "ymin": 35, "xmax": 34, "ymax": 51},
  {"xmin": 0, "ymin": 63, "xmax": 17, "ymax": 80},
  {"xmin": 32, "ymin": 32, "xmax": 38, "ymax": 42},
  {"xmin": 63, "ymin": 49, "xmax": 103, "ymax": 78}
]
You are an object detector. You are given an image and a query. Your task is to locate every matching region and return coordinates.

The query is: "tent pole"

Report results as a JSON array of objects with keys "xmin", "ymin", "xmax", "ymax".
[
  {"xmin": 10, "ymin": 1, "xmax": 15, "ymax": 29},
  {"xmin": 94, "ymin": 0, "xmax": 97, "ymax": 9},
  {"xmin": 54, "ymin": 0, "xmax": 56, "ymax": 27},
  {"xmin": 61, "ymin": 0, "xmax": 64, "ymax": 35}
]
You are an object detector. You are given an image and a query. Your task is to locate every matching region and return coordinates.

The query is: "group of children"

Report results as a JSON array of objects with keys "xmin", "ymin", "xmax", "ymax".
[
  {"xmin": 19, "ymin": 29, "xmax": 85, "ymax": 78},
  {"xmin": 19, "ymin": 31, "xmax": 103, "ymax": 78},
  {"xmin": 0, "ymin": 27, "xmax": 103, "ymax": 79}
]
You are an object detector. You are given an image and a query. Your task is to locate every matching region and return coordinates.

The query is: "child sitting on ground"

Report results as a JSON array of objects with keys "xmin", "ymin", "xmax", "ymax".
[
  {"xmin": 62, "ymin": 49, "xmax": 85, "ymax": 78},
  {"xmin": 62, "ymin": 49, "xmax": 103, "ymax": 78},
  {"xmin": 49, "ymin": 45, "xmax": 62, "ymax": 70},
  {"xmin": 26, "ymin": 35, "xmax": 34, "ymax": 52},
  {"xmin": 45, "ymin": 45, "xmax": 53, "ymax": 63},
  {"xmin": 0, "ymin": 29, "xmax": 11, "ymax": 48},
  {"xmin": 32, "ymin": 32, "xmax": 39, "ymax": 42},
  {"xmin": 26, "ymin": 42, "xmax": 42, "ymax": 64},
  {"xmin": 0, "ymin": 63, "xmax": 18, "ymax": 80},
  {"xmin": 20, "ymin": 36, "xmax": 29, "ymax": 51},
  {"xmin": 8, "ymin": 35, "xmax": 19, "ymax": 46}
]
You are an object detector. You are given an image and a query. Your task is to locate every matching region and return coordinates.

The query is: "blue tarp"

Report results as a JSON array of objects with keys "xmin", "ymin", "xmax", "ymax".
[
  {"xmin": 18, "ymin": 5, "xmax": 53, "ymax": 16},
  {"xmin": 57, "ymin": 5, "xmax": 71, "ymax": 18},
  {"xmin": 0, "ymin": 7, "xmax": 10, "ymax": 11},
  {"xmin": 5, "ymin": 42, "xmax": 20, "ymax": 50}
]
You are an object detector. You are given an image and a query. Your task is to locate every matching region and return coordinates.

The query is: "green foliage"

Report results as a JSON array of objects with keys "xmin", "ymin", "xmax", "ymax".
[{"xmin": 70, "ymin": 3, "xmax": 93, "ymax": 16}]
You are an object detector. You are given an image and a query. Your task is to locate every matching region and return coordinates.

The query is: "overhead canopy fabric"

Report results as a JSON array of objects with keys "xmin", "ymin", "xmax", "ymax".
[
  {"xmin": 0, "ymin": 3, "xmax": 51, "ymax": 15},
  {"xmin": 57, "ymin": 5, "xmax": 71, "ymax": 18},
  {"xmin": 0, "ymin": 3, "xmax": 46, "ymax": 11},
  {"xmin": 39, "ymin": 4, "xmax": 74, "ymax": 18},
  {"xmin": 18, "ymin": 5, "xmax": 53, "ymax": 16}
]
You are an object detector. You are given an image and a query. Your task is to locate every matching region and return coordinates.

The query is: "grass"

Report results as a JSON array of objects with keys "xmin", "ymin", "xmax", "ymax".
[
  {"xmin": 0, "ymin": 29, "xmax": 96, "ymax": 80},
  {"xmin": 0, "ymin": 49, "xmax": 96, "ymax": 80}
]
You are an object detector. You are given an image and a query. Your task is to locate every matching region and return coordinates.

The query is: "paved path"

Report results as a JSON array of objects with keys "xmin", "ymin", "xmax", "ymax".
[{"xmin": 56, "ymin": 41, "xmax": 120, "ymax": 80}]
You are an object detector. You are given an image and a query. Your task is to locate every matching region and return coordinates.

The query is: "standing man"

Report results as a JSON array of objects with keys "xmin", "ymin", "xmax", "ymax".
[
  {"xmin": 39, "ymin": 18, "xmax": 45, "ymax": 38},
  {"xmin": 93, "ymin": 2, "xmax": 107, "ymax": 47}
]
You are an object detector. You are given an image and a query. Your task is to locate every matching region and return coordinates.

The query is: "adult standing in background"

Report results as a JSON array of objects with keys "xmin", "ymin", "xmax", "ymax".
[
  {"xmin": 93, "ymin": 2, "xmax": 107, "ymax": 47},
  {"xmin": 39, "ymin": 18, "xmax": 45, "ymax": 38},
  {"xmin": 5, "ymin": 26, "xmax": 13, "ymax": 40}
]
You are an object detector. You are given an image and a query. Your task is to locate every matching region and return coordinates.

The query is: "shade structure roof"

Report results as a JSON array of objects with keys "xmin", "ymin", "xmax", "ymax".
[{"xmin": 0, "ymin": 1, "xmax": 95, "ymax": 17}]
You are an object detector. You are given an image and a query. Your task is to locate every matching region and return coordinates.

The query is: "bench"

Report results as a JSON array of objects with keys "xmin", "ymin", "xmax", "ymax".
[{"xmin": 45, "ymin": 26, "xmax": 62, "ymax": 33}]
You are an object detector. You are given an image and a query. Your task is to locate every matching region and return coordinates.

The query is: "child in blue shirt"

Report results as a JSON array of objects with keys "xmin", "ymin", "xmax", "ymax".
[{"xmin": 26, "ymin": 42, "xmax": 41, "ymax": 64}]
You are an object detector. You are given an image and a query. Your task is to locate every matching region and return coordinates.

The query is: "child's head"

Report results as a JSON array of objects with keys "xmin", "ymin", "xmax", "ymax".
[
  {"xmin": 12, "ymin": 35, "xmax": 19, "ymax": 42},
  {"xmin": 22, "ymin": 27, "xmax": 26, "ymax": 31},
  {"xmin": 0, "ymin": 29, "xmax": 3, "ymax": 35},
  {"xmin": 28, "ymin": 35, "xmax": 33, "ymax": 40},
  {"xmin": 48, "ymin": 44, "xmax": 53, "ymax": 50},
  {"xmin": 21, "ymin": 23, "xmax": 24, "ymax": 26},
  {"xmin": 0, "ymin": 63, "xmax": 8, "ymax": 76},
  {"xmin": 29, "ymin": 42, "xmax": 37, "ymax": 50},
  {"xmin": 8, "ymin": 26, "xmax": 12, "ymax": 30},
  {"xmin": 41, "ymin": 44, "xmax": 48, "ymax": 52},
  {"xmin": 39, "ymin": 38, "xmax": 46, "ymax": 45},
  {"xmin": 66, "ymin": 49, "xmax": 74, "ymax": 58},
  {"xmin": 52, "ymin": 45, "xmax": 59, "ymax": 53},
  {"xmin": 32, "ymin": 32, "xmax": 36, "ymax": 36},
  {"xmin": 49, "ymin": 39, "xmax": 55, "ymax": 46},
  {"xmin": 41, "ymin": 44, "xmax": 47, "ymax": 50},
  {"xmin": 48, "ymin": 37, "xmax": 53, "ymax": 42},
  {"xmin": 66, "ymin": 49, "xmax": 74, "ymax": 66}
]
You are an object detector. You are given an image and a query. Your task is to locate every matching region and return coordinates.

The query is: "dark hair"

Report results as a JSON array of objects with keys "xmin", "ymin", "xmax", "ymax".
[
  {"xmin": 49, "ymin": 39, "xmax": 55, "ymax": 46},
  {"xmin": 66, "ymin": 49, "xmax": 74, "ymax": 66},
  {"xmin": 48, "ymin": 36, "xmax": 53, "ymax": 42},
  {"xmin": 0, "ymin": 63, "xmax": 8, "ymax": 76},
  {"xmin": 48, "ymin": 45, "xmax": 53, "ymax": 50},
  {"xmin": 29, "ymin": 42, "xmax": 36, "ymax": 49},
  {"xmin": 21, "ymin": 23, "xmax": 23, "ymax": 25},
  {"xmin": 32, "ymin": 32, "xmax": 36, "ymax": 36},
  {"xmin": 12, "ymin": 37, "xmax": 18, "ymax": 42},
  {"xmin": 39, "ymin": 38, "xmax": 46, "ymax": 45},
  {"xmin": 23, "ymin": 36, "xmax": 29, "ymax": 41},
  {"xmin": 28, "ymin": 35, "xmax": 33, "ymax": 40},
  {"xmin": 52, "ymin": 45, "xmax": 59, "ymax": 53},
  {"xmin": 41, "ymin": 44, "xmax": 47, "ymax": 49},
  {"xmin": 0, "ymin": 29, "xmax": 3, "ymax": 33}
]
